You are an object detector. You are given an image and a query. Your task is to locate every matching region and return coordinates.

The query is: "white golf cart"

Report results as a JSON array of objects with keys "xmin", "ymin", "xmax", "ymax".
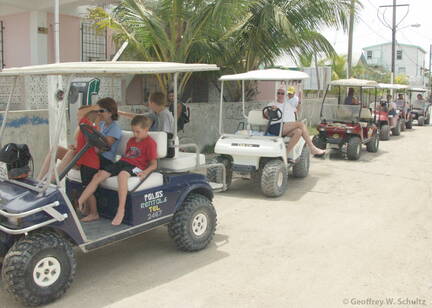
[
  {"xmin": 208, "ymin": 69, "xmax": 310, "ymax": 198},
  {"xmin": 408, "ymin": 87, "xmax": 431, "ymax": 126},
  {"xmin": 0, "ymin": 61, "xmax": 226, "ymax": 306}
]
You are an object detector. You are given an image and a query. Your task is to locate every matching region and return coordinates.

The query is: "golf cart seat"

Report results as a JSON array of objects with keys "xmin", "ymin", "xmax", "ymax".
[
  {"xmin": 248, "ymin": 110, "xmax": 268, "ymax": 127},
  {"xmin": 67, "ymin": 131, "xmax": 167, "ymax": 192},
  {"xmin": 359, "ymin": 108, "xmax": 372, "ymax": 127}
]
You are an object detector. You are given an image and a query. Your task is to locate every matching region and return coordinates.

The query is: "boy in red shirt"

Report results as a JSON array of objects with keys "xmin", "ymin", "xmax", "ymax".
[{"xmin": 78, "ymin": 115, "xmax": 157, "ymax": 225}]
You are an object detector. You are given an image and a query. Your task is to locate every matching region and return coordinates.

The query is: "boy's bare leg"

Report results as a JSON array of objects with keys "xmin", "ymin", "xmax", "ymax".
[
  {"xmin": 81, "ymin": 195, "xmax": 99, "ymax": 222},
  {"xmin": 112, "ymin": 171, "xmax": 130, "ymax": 226},
  {"xmin": 283, "ymin": 122, "xmax": 325, "ymax": 155},
  {"xmin": 78, "ymin": 170, "xmax": 111, "ymax": 213}
]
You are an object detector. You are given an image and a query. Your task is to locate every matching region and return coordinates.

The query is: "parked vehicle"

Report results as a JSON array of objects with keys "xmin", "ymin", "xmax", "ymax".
[
  {"xmin": 408, "ymin": 87, "xmax": 430, "ymax": 126},
  {"xmin": 208, "ymin": 69, "xmax": 310, "ymax": 197},
  {"xmin": 312, "ymin": 79, "xmax": 380, "ymax": 160},
  {"xmin": 0, "ymin": 62, "xmax": 226, "ymax": 306}
]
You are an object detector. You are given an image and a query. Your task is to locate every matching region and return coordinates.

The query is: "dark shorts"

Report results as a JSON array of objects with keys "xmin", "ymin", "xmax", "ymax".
[
  {"xmin": 103, "ymin": 160, "xmax": 136, "ymax": 176},
  {"xmin": 80, "ymin": 165, "xmax": 98, "ymax": 187},
  {"xmin": 99, "ymin": 154, "xmax": 114, "ymax": 170},
  {"xmin": 267, "ymin": 123, "xmax": 281, "ymax": 136}
]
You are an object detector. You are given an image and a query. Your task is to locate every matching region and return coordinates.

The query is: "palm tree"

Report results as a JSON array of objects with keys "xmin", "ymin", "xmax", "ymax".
[{"xmin": 89, "ymin": 0, "xmax": 356, "ymax": 97}]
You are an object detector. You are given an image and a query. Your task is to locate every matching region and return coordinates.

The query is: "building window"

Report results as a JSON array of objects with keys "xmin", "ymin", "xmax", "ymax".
[
  {"xmin": 0, "ymin": 21, "xmax": 4, "ymax": 68},
  {"xmin": 396, "ymin": 50, "xmax": 402, "ymax": 60},
  {"xmin": 398, "ymin": 67, "xmax": 406, "ymax": 74},
  {"xmin": 81, "ymin": 21, "xmax": 107, "ymax": 62},
  {"xmin": 367, "ymin": 50, "xmax": 373, "ymax": 59}
]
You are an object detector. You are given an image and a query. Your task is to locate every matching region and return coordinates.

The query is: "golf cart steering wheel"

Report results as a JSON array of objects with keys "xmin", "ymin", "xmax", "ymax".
[
  {"xmin": 262, "ymin": 106, "xmax": 283, "ymax": 122},
  {"xmin": 79, "ymin": 123, "xmax": 111, "ymax": 152}
]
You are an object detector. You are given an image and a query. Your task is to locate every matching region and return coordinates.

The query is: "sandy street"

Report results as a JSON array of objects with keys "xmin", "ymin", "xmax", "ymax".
[{"xmin": 1, "ymin": 126, "xmax": 432, "ymax": 308}]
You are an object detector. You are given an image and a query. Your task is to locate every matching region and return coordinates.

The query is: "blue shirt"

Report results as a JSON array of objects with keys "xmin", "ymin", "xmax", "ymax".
[{"xmin": 99, "ymin": 121, "xmax": 122, "ymax": 162}]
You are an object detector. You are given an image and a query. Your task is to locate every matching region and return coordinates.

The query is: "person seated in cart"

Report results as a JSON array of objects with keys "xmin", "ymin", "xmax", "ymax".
[
  {"xmin": 386, "ymin": 94, "xmax": 398, "ymax": 129},
  {"xmin": 413, "ymin": 93, "xmax": 427, "ymax": 110},
  {"xmin": 344, "ymin": 88, "xmax": 359, "ymax": 105},
  {"xmin": 395, "ymin": 93, "xmax": 409, "ymax": 112},
  {"xmin": 265, "ymin": 86, "xmax": 325, "ymax": 158},
  {"xmin": 78, "ymin": 115, "xmax": 157, "ymax": 225},
  {"xmin": 119, "ymin": 92, "xmax": 175, "ymax": 134},
  {"xmin": 37, "ymin": 98, "xmax": 122, "ymax": 180}
]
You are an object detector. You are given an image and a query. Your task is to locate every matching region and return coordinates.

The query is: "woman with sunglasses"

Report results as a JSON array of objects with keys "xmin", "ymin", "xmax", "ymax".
[{"xmin": 37, "ymin": 97, "xmax": 122, "ymax": 181}]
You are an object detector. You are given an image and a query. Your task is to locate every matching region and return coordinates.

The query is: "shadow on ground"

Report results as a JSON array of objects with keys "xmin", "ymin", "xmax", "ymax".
[{"xmin": 0, "ymin": 229, "xmax": 229, "ymax": 308}]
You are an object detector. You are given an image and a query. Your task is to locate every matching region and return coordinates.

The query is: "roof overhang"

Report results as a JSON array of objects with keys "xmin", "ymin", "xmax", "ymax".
[
  {"xmin": 0, "ymin": 61, "xmax": 220, "ymax": 76},
  {"xmin": 219, "ymin": 69, "xmax": 309, "ymax": 81},
  {"xmin": 378, "ymin": 83, "xmax": 409, "ymax": 90}
]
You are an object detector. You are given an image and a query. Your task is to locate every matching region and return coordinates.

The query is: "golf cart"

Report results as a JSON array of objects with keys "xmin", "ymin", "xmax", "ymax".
[
  {"xmin": 208, "ymin": 69, "xmax": 310, "ymax": 198},
  {"xmin": 374, "ymin": 83, "xmax": 407, "ymax": 138},
  {"xmin": 0, "ymin": 62, "xmax": 226, "ymax": 306},
  {"xmin": 392, "ymin": 85, "xmax": 412, "ymax": 130},
  {"xmin": 312, "ymin": 78, "xmax": 379, "ymax": 161},
  {"xmin": 408, "ymin": 87, "xmax": 430, "ymax": 126}
]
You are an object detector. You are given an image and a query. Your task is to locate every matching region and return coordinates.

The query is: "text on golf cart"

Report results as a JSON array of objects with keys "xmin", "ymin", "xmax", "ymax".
[{"xmin": 140, "ymin": 190, "xmax": 167, "ymax": 209}]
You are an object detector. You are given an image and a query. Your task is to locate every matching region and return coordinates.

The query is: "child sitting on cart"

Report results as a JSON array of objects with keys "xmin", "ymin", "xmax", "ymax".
[{"xmin": 78, "ymin": 115, "xmax": 158, "ymax": 225}]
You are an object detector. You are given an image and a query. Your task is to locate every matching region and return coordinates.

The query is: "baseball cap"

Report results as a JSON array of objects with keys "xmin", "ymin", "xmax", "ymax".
[{"xmin": 287, "ymin": 86, "xmax": 296, "ymax": 94}]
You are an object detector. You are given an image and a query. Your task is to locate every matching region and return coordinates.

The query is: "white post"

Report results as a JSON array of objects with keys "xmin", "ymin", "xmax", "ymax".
[
  {"xmin": 54, "ymin": 0, "xmax": 60, "ymax": 63},
  {"xmin": 173, "ymin": 72, "xmax": 178, "ymax": 142},
  {"xmin": 47, "ymin": 75, "xmax": 67, "ymax": 148},
  {"xmin": 219, "ymin": 81, "xmax": 224, "ymax": 135},
  {"xmin": 241, "ymin": 80, "xmax": 247, "ymax": 119}
]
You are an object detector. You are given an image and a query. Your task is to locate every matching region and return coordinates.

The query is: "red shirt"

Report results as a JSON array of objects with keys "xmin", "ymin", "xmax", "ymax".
[
  {"xmin": 76, "ymin": 118, "xmax": 100, "ymax": 170},
  {"xmin": 121, "ymin": 136, "xmax": 157, "ymax": 170}
]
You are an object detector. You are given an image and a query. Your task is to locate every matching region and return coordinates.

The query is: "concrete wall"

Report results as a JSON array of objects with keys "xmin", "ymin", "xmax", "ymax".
[
  {"xmin": 0, "ymin": 110, "xmax": 49, "ymax": 175},
  {"xmin": 1, "ymin": 12, "xmax": 31, "ymax": 68}
]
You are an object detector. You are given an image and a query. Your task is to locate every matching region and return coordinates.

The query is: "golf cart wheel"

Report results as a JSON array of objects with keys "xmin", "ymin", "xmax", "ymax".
[
  {"xmin": 1, "ymin": 231, "xmax": 76, "ymax": 306},
  {"xmin": 207, "ymin": 156, "xmax": 232, "ymax": 189},
  {"xmin": 260, "ymin": 159, "xmax": 288, "ymax": 197},
  {"xmin": 366, "ymin": 133, "xmax": 379, "ymax": 153},
  {"xmin": 405, "ymin": 120, "xmax": 412, "ymax": 129},
  {"xmin": 380, "ymin": 124, "xmax": 390, "ymax": 141},
  {"xmin": 400, "ymin": 119, "xmax": 406, "ymax": 131},
  {"xmin": 425, "ymin": 116, "xmax": 430, "ymax": 125},
  {"xmin": 168, "ymin": 193, "xmax": 216, "ymax": 252},
  {"xmin": 418, "ymin": 116, "xmax": 425, "ymax": 126},
  {"xmin": 292, "ymin": 145, "xmax": 310, "ymax": 178},
  {"xmin": 346, "ymin": 137, "xmax": 361, "ymax": 160},
  {"xmin": 391, "ymin": 120, "xmax": 401, "ymax": 136},
  {"xmin": 312, "ymin": 135, "xmax": 326, "ymax": 150},
  {"xmin": 0, "ymin": 231, "xmax": 8, "ymax": 268}
]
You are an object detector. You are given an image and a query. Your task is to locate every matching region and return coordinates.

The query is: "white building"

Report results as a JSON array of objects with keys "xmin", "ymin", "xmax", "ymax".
[{"xmin": 362, "ymin": 42, "xmax": 426, "ymax": 86}]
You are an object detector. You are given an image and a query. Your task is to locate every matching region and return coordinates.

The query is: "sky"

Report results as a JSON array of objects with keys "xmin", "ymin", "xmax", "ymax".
[{"xmin": 321, "ymin": 0, "xmax": 432, "ymax": 66}]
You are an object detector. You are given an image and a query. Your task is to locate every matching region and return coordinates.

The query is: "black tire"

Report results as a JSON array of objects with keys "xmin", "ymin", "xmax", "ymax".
[
  {"xmin": 418, "ymin": 116, "xmax": 425, "ymax": 126},
  {"xmin": 391, "ymin": 120, "xmax": 401, "ymax": 136},
  {"xmin": 380, "ymin": 124, "xmax": 390, "ymax": 140},
  {"xmin": 425, "ymin": 116, "xmax": 430, "ymax": 125},
  {"xmin": 207, "ymin": 156, "xmax": 232, "ymax": 189},
  {"xmin": 168, "ymin": 193, "xmax": 217, "ymax": 252},
  {"xmin": 366, "ymin": 133, "xmax": 379, "ymax": 153},
  {"xmin": 292, "ymin": 145, "xmax": 310, "ymax": 178},
  {"xmin": 312, "ymin": 135, "xmax": 326, "ymax": 150},
  {"xmin": 346, "ymin": 136, "xmax": 361, "ymax": 160},
  {"xmin": 260, "ymin": 159, "xmax": 288, "ymax": 197},
  {"xmin": 405, "ymin": 119, "xmax": 412, "ymax": 129},
  {"xmin": 1, "ymin": 231, "xmax": 76, "ymax": 306},
  {"xmin": 0, "ymin": 231, "xmax": 8, "ymax": 268}
]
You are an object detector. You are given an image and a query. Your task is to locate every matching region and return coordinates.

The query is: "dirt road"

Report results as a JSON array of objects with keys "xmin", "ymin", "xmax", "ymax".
[{"xmin": 1, "ymin": 126, "xmax": 432, "ymax": 308}]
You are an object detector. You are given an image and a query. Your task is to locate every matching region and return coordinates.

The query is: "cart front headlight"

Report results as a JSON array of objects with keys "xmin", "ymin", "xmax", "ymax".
[
  {"xmin": 319, "ymin": 128, "xmax": 325, "ymax": 131},
  {"xmin": 346, "ymin": 129, "xmax": 352, "ymax": 134}
]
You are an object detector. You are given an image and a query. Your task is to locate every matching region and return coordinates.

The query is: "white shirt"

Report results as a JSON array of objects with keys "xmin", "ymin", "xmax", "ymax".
[{"xmin": 267, "ymin": 96, "xmax": 299, "ymax": 123}]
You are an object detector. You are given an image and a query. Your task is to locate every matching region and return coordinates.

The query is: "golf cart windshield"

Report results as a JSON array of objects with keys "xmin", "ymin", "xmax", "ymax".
[{"xmin": 321, "ymin": 100, "xmax": 361, "ymax": 123}]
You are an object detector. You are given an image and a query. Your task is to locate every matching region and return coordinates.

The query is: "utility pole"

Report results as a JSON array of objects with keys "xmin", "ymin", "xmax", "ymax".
[
  {"xmin": 378, "ymin": 1, "xmax": 409, "ymax": 85},
  {"xmin": 347, "ymin": 0, "xmax": 355, "ymax": 78}
]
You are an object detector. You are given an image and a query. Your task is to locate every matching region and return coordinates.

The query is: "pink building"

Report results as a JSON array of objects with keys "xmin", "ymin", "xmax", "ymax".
[{"xmin": 0, "ymin": 0, "xmax": 117, "ymax": 69}]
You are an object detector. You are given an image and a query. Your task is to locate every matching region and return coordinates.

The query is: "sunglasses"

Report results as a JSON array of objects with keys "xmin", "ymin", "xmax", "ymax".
[
  {"xmin": 277, "ymin": 92, "xmax": 285, "ymax": 95},
  {"xmin": 98, "ymin": 109, "xmax": 107, "ymax": 113}
]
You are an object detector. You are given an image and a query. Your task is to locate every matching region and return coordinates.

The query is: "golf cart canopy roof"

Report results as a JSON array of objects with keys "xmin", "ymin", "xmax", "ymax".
[
  {"xmin": 330, "ymin": 78, "xmax": 378, "ymax": 87},
  {"xmin": 219, "ymin": 69, "xmax": 309, "ymax": 81},
  {"xmin": 408, "ymin": 87, "xmax": 427, "ymax": 92},
  {"xmin": 0, "ymin": 61, "xmax": 219, "ymax": 76},
  {"xmin": 377, "ymin": 83, "xmax": 409, "ymax": 90}
]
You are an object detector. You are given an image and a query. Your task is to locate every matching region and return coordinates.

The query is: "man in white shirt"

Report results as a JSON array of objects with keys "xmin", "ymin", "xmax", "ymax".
[{"xmin": 266, "ymin": 87, "xmax": 325, "ymax": 157}]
